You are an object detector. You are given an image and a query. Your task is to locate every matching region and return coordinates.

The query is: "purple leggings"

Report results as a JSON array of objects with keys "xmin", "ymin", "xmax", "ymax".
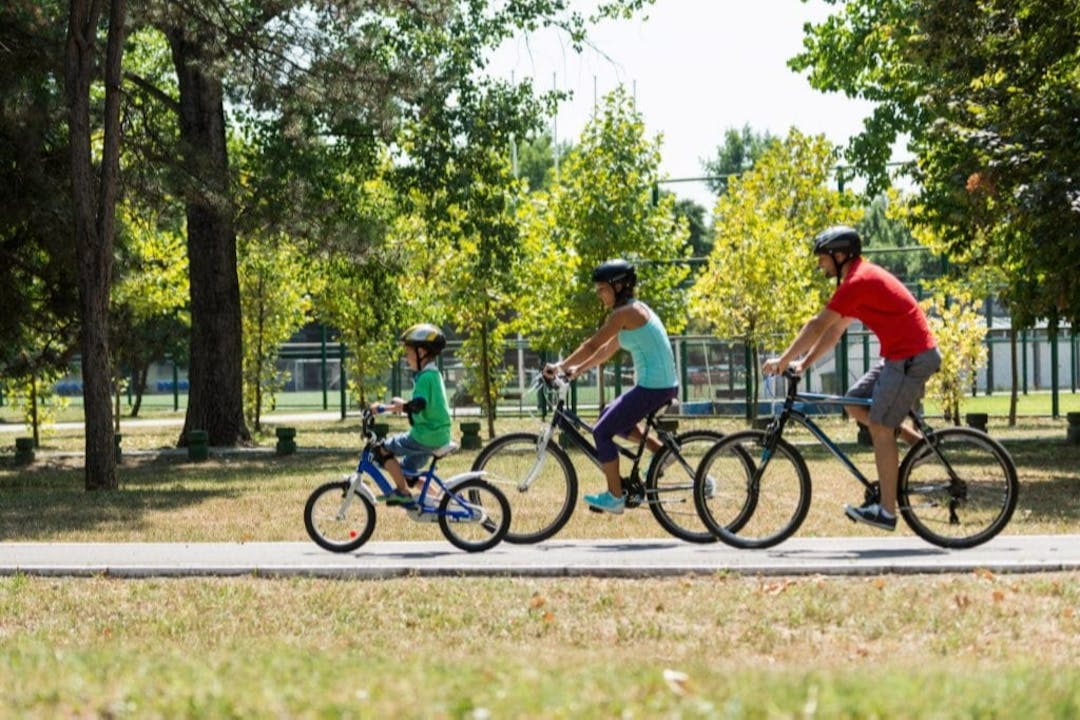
[{"xmin": 593, "ymin": 385, "xmax": 678, "ymax": 463}]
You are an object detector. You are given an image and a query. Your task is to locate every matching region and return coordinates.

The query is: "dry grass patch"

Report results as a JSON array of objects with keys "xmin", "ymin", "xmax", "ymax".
[{"xmin": 2, "ymin": 572, "xmax": 1079, "ymax": 717}]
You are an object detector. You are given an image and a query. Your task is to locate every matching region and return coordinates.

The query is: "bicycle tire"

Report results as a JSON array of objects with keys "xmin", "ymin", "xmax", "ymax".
[
  {"xmin": 644, "ymin": 430, "xmax": 725, "ymax": 543},
  {"xmin": 303, "ymin": 480, "xmax": 377, "ymax": 552},
  {"xmin": 470, "ymin": 432, "xmax": 578, "ymax": 544},
  {"xmin": 694, "ymin": 429, "xmax": 812, "ymax": 549},
  {"xmin": 899, "ymin": 427, "xmax": 1019, "ymax": 548},
  {"xmin": 438, "ymin": 478, "xmax": 512, "ymax": 552}
]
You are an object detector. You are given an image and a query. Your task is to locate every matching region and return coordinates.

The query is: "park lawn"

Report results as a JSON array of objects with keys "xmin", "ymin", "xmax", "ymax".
[
  {"xmin": 1, "ymin": 572, "xmax": 1078, "ymax": 718},
  {"xmin": 2, "ymin": 414, "xmax": 1079, "ymax": 717}
]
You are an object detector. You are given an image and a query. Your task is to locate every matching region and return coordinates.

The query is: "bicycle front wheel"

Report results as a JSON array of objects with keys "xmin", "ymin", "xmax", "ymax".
[
  {"xmin": 304, "ymin": 480, "xmax": 377, "ymax": 553},
  {"xmin": 899, "ymin": 427, "xmax": 1019, "ymax": 548},
  {"xmin": 470, "ymin": 432, "xmax": 578, "ymax": 544},
  {"xmin": 644, "ymin": 431, "xmax": 725, "ymax": 543},
  {"xmin": 438, "ymin": 478, "xmax": 511, "ymax": 552},
  {"xmin": 694, "ymin": 430, "xmax": 812, "ymax": 549}
]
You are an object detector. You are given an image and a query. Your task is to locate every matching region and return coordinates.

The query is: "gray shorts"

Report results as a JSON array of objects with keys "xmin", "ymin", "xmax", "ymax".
[
  {"xmin": 381, "ymin": 432, "xmax": 437, "ymax": 473},
  {"xmin": 847, "ymin": 347, "xmax": 941, "ymax": 428}
]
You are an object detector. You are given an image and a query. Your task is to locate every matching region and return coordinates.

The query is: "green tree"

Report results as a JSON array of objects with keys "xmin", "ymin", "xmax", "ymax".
[
  {"xmin": 920, "ymin": 283, "xmax": 988, "ymax": 424},
  {"xmin": 119, "ymin": 0, "xmax": 653, "ymax": 446},
  {"xmin": 111, "ymin": 204, "xmax": 190, "ymax": 418},
  {"xmin": 239, "ymin": 232, "xmax": 322, "ymax": 432},
  {"xmin": 858, "ymin": 191, "xmax": 939, "ymax": 282},
  {"xmin": 689, "ymin": 130, "xmax": 860, "ymax": 420},
  {"xmin": 702, "ymin": 125, "xmax": 778, "ymax": 195},
  {"xmin": 516, "ymin": 86, "xmax": 690, "ymax": 399},
  {"xmin": 791, "ymin": 0, "xmax": 1080, "ymax": 328},
  {"xmin": 0, "ymin": 1, "xmax": 79, "ymax": 380},
  {"xmin": 514, "ymin": 132, "xmax": 573, "ymax": 192}
]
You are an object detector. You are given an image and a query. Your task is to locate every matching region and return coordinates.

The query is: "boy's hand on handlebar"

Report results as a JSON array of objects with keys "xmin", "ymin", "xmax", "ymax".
[{"xmin": 370, "ymin": 398, "xmax": 404, "ymax": 414}]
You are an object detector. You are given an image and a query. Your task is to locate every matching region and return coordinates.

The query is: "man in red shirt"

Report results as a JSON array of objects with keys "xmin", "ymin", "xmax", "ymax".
[{"xmin": 762, "ymin": 226, "xmax": 941, "ymax": 531}]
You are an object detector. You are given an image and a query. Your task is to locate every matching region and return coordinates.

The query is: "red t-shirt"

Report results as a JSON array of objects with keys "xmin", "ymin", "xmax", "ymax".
[{"xmin": 826, "ymin": 258, "xmax": 936, "ymax": 361}]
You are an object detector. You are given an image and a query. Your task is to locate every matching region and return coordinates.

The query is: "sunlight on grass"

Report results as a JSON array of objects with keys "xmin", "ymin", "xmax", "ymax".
[{"xmin": 1, "ymin": 573, "xmax": 1078, "ymax": 717}]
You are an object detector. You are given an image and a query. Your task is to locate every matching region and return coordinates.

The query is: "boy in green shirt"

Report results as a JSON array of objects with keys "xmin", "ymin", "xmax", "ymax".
[{"xmin": 370, "ymin": 324, "xmax": 453, "ymax": 507}]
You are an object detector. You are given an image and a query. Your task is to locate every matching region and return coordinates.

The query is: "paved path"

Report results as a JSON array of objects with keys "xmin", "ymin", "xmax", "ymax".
[{"xmin": 2, "ymin": 535, "xmax": 1077, "ymax": 579}]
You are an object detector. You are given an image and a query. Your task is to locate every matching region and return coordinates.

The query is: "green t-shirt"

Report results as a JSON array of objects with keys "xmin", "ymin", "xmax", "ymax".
[{"xmin": 409, "ymin": 364, "xmax": 452, "ymax": 448}]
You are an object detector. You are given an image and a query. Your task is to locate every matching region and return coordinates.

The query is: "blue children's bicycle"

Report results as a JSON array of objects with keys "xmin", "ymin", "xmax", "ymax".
[{"xmin": 303, "ymin": 409, "xmax": 511, "ymax": 553}]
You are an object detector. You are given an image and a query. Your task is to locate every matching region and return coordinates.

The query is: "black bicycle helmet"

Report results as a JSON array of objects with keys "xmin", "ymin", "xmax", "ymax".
[
  {"xmin": 813, "ymin": 225, "xmax": 862, "ymax": 257},
  {"xmin": 812, "ymin": 226, "xmax": 862, "ymax": 283},
  {"xmin": 400, "ymin": 323, "xmax": 446, "ymax": 355},
  {"xmin": 591, "ymin": 259, "xmax": 637, "ymax": 305}
]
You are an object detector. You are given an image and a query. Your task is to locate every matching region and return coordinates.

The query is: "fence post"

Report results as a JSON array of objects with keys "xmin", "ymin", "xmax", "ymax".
[{"xmin": 339, "ymin": 342, "xmax": 347, "ymax": 421}]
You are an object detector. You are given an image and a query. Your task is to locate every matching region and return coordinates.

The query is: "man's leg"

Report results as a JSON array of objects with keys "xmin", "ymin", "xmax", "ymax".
[
  {"xmin": 868, "ymin": 420, "xmax": 900, "ymax": 515},
  {"xmin": 846, "ymin": 403, "xmax": 922, "ymax": 446}
]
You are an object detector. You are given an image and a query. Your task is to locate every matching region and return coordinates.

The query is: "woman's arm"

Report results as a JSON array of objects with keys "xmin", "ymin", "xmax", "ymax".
[{"xmin": 548, "ymin": 305, "xmax": 640, "ymax": 378}]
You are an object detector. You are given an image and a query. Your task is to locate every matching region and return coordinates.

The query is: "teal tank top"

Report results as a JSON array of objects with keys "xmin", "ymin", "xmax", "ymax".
[{"xmin": 618, "ymin": 303, "xmax": 678, "ymax": 389}]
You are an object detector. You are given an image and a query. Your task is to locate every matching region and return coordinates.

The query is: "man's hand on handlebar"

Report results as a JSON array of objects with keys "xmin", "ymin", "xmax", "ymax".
[{"xmin": 762, "ymin": 358, "xmax": 804, "ymax": 377}]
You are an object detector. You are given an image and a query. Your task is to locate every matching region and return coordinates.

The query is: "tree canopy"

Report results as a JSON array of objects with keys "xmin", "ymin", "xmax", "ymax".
[{"xmin": 791, "ymin": 0, "xmax": 1080, "ymax": 327}]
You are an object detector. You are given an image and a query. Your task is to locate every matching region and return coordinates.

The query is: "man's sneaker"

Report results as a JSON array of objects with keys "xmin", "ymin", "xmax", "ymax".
[
  {"xmin": 377, "ymin": 489, "xmax": 416, "ymax": 508},
  {"xmin": 583, "ymin": 491, "xmax": 625, "ymax": 515},
  {"xmin": 844, "ymin": 502, "xmax": 896, "ymax": 531}
]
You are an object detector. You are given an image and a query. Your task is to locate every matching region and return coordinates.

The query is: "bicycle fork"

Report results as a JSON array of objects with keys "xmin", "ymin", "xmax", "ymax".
[{"xmin": 517, "ymin": 424, "xmax": 557, "ymax": 493}]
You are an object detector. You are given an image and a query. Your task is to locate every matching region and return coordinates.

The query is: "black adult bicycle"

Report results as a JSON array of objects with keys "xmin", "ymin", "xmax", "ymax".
[
  {"xmin": 693, "ymin": 368, "xmax": 1019, "ymax": 549},
  {"xmin": 470, "ymin": 373, "xmax": 724, "ymax": 544}
]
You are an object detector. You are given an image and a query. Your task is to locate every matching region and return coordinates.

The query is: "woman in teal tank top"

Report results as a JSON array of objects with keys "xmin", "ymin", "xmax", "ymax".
[{"xmin": 542, "ymin": 260, "xmax": 678, "ymax": 515}]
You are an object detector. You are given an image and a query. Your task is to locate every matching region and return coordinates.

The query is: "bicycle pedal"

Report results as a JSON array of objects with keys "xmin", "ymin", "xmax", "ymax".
[{"xmin": 587, "ymin": 505, "xmax": 603, "ymax": 513}]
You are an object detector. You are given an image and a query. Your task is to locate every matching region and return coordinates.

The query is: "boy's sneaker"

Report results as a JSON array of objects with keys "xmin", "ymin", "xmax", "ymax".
[
  {"xmin": 377, "ymin": 490, "xmax": 416, "ymax": 508},
  {"xmin": 844, "ymin": 502, "xmax": 896, "ymax": 531},
  {"xmin": 583, "ymin": 491, "xmax": 625, "ymax": 515}
]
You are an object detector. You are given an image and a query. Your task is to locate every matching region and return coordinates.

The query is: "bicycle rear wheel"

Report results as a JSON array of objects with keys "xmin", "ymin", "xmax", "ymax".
[
  {"xmin": 644, "ymin": 430, "xmax": 725, "ymax": 543},
  {"xmin": 304, "ymin": 480, "xmax": 377, "ymax": 552},
  {"xmin": 899, "ymin": 427, "xmax": 1018, "ymax": 548},
  {"xmin": 470, "ymin": 432, "xmax": 578, "ymax": 544},
  {"xmin": 694, "ymin": 430, "xmax": 812, "ymax": 549},
  {"xmin": 438, "ymin": 478, "xmax": 511, "ymax": 552}
]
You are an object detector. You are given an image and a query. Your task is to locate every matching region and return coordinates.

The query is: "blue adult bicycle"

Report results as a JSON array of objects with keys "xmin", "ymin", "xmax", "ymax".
[
  {"xmin": 693, "ymin": 369, "xmax": 1019, "ymax": 549},
  {"xmin": 303, "ymin": 409, "xmax": 511, "ymax": 553}
]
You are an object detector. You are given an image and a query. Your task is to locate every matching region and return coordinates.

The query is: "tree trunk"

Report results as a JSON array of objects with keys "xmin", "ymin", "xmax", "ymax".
[
  {"xmin": 130, "ymin": 361, "xmax": 149, "ymax": 417},
  {"xmin": 167, "ymin": 28, "xmax": 250, "ymax": 447},
  {"xmin": 66, "ymin": 0, "xmax": 126, "ymax": 491}
]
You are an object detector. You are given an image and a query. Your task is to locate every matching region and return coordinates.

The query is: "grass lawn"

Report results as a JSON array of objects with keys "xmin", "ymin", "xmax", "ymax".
[{"xmin": 2, "ymin": 413, "xmax": 1079, "ymax": 717}]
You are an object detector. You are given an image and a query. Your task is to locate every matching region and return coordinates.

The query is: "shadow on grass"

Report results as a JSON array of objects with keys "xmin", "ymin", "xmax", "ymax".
[{"xmin": 0, "ymin": 456, "xmax": 241, "ymax": 540}]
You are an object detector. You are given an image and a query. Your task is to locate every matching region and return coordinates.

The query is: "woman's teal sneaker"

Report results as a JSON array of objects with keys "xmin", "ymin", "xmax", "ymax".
[{"xmin": 583, "ymin": 491, "xmax": 625, "ymax": 515}]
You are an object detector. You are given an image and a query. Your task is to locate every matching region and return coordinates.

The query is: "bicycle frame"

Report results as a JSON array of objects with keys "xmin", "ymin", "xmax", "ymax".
[
  {"xmin": 529, "ymin": 376, "xmax": 684, "ymax": 495},
  {"xmin": 764, "ymin": 370, "xmax": 957, "ymax": 491},
  {"xmin": 338, "ymin": 415, "xmax": 488, "ymax": 523}
]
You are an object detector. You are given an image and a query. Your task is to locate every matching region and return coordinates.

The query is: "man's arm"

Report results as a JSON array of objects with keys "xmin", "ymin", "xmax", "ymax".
[{"xmin": 763, "ymin": 308, "xmax": 847, "ymax": 376}]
